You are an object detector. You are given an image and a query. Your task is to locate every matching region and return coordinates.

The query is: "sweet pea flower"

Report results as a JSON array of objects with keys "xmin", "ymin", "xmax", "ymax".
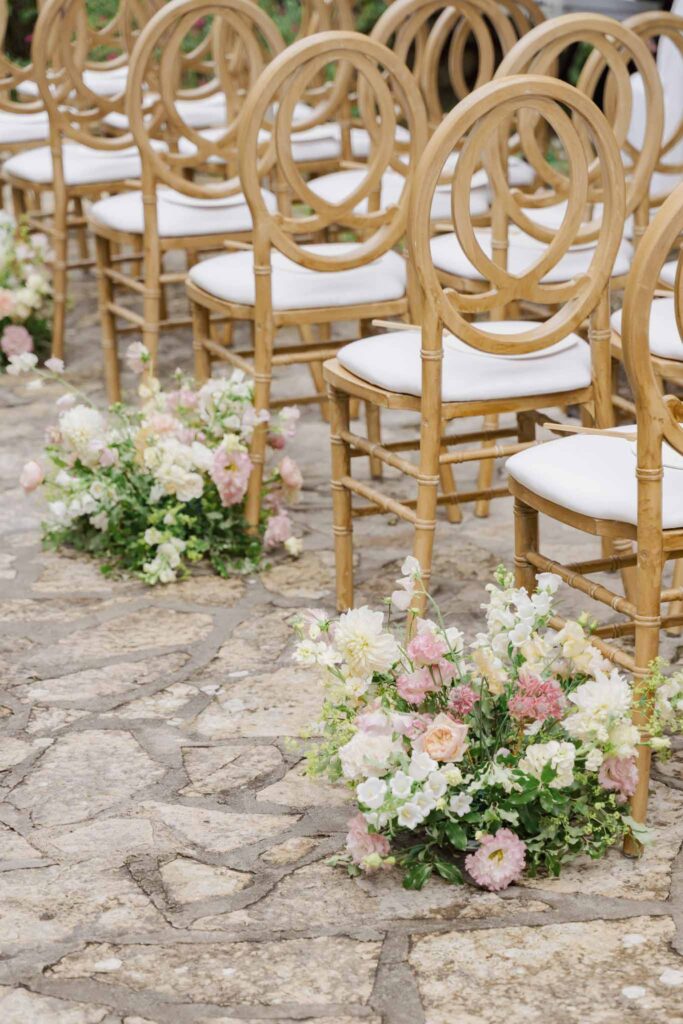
[
  {"xmin": 391, "ymin": 555, "xmax": 422, "ymax": 611},
  {"xmin": 19, "ymin": 460, "xmax": 43, "ymax": 493},
  {"xmin": 279, "ymin": 455, "xmax": 303, "ymax": 502},
  {"xmin": 1, "ymin": 323, "xmax": 32, "ymax": 357}
]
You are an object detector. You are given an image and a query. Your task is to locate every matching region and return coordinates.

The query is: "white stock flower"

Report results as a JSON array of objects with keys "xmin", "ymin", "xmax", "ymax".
[
  {"xmin": 391, "ymin": 555, "xmax": 421, "ymax": 611},
  {"xmin": 356, "ymin": 777, "xmax": 387, "ymax": 809},
  {"xmin": 334, "ymin": 607, "xmax": 400, "ymax": 677},
  {"xmin": 519, "ymin": 740, "xmax": 576, "ymax": 789},
  {"xmin": 585, "ymin": 748, "xmax": 604, "ymax": 771}
]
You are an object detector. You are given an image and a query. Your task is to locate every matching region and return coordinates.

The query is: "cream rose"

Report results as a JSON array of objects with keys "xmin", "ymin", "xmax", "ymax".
[{"xmin": 420, "ymin": 714, "xmax": 468, "ymax": 763}]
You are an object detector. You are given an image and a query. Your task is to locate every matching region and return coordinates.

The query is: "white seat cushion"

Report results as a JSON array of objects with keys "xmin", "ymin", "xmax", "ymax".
[
  {"xmin": 83, "ymin": 65, "xmax": 129, "ymax": 97},
  {"xmin": 188, "ymin": 242, "xmax": 406, "ymax": 310},
  {"xmin": 430, "ymin": 228, "xmax": 633, "ymax": 283},
  {"xmin": 507, "ymin": 431, "xmax": 683, "ymax": 529},
  {"xmin": 89, "ymin": 187, "xmax": 277, "ymax": 237},
  {"xmin": 3, "ymin": 141, "xmax": 165, "ymax": 186},
  {"xmin": 660, "ymin": 261, "xmax": 677, "ymax": 288},
  {"xmin": 611, "ymin": 299, "xmax": 683, "ymax": 362},
  {"xmin": 337, "ymin": 321, "xmax": 591, "ymax": 402},
  {"xmin": 306, "ymin": 168, "xmax": 489, "ymax": 220},
  {"xmin": 0, "ymin": 109, "xmax": 49, "ymax": 145}
]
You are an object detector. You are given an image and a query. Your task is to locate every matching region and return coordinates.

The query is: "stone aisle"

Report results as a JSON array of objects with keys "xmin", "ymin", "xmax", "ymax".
[{"xmin": 1, "ymin": 275, "xmax": 683, "ymax": 1024}]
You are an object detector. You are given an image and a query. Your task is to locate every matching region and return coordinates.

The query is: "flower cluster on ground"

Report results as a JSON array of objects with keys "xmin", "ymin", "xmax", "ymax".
[
  {"xmin": 18, "ymin": 343, "xmax": 303, "ymax": 583},
  {"xmin": 0, "ymin": 214, "xmax": 51, "ymax": 367},
  {"xmin": 293, "ymin": 562, "xmax": 683, "ymax": 890}
]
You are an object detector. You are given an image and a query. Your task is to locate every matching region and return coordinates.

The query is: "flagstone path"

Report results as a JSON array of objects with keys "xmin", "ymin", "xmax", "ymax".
[{"xmin": 1, "ymin": 274, "xmax": 682, "ymax": 1023}]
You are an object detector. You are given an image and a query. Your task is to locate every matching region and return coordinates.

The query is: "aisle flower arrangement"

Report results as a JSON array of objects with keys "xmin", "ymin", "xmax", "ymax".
[
  {"xmin": 0, "ymin": 214, "xmax": 51, "ymax": 367},
  {"xmin": 294, "ymin": 562, "xmax": 683, "ymax": 890},
  {"xmin": 18, "ymin": 344, "xmax": 302, "ymax": 583}
]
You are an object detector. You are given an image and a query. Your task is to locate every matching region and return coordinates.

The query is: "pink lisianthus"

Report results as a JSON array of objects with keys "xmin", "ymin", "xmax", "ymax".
[
  {"xmin": 210, "ymin": 447, "xmax": 252, "ymax": 507},
  {"xmin": 264, "ymin": 510, "xmax": 292, "ymax": 549},
  {"xmin": 407, "ymin": 630, "xmax": 448, "ymax": 667},
  {"xmin": 346, "ymin": 813, "xmax": 390, "ymax": 869},
  {"xmin": 449, "ymin": 684, "xmax": 480, "ymax": 718},
  {"xmin": 19, "ymin": 459, "xmax": 43, "ymax": 493},
  {"xmin": 508, "ymin": 666, "xmax": 565, "ymax": 723},
  {"xmin": 279, "ymin": 455, "xmax": 303, "ymax": 501},
  {"xmin": 598, "ymin": 756, "xmax": 638, "ymax": 804},
  {"xmin": 1, "ymin": 323, "xmax": 32, "ymax": 357},
  {"xmin": 0, "ymin": 289, "xmax": 16, "ymax": 320},
  {"xmin": 465, "ymin": 828, "xmax": 526, "ymax": 891},
  {"xmin": 396, "ymin": 667, "xmax": 440, "ymax": 705}
]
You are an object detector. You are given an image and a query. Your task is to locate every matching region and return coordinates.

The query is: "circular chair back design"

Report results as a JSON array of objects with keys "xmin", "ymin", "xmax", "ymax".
[
  {"xmin": 0, "ymin": 0, "xmax": 45, "ymax": 117},
  {"xmin": 409, "ymin": 73, "xmax": 626, "ymax": 352},
  {"xmin": 237, "ymin": 30, "xmax": 430, "ymax": 275}
]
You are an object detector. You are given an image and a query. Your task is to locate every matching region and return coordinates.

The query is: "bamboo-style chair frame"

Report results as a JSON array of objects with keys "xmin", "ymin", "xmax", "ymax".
[
  {"xmin": 189, "ymin": 30, "xmax": 430, "ymax": 531},
  {"xmin": 323, "ymin": 73, "xmax": 626, "ymax": 609},
  {"xmin": 0, "ymin": 0, "xmax": 49, "ymax": 159},
  {"xmin": 89, "ymin": 0, "xmax": 286, "ymax": 400},
  {"xmin": 511, "ymin": 180, "xmax": 683, "ymax": 845},
  {"xmin": 2, "ymin": 0, "xmax": 146, "ymax": 360}
]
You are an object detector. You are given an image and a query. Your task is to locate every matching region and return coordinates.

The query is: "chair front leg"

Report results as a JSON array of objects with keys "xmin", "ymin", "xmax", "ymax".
[
  {"xmin": 50, "ymin": 194, "xmax": 69, "ymax": 362},
  {"xmin": 94, "ymin": 233, "xmax": 120, "ymax": 403},
  {"xmin": 191, "ymin": 300, "xmax": 212, "ymax": 384},
  {"xmin": 513, "ymin": 495, "xmax": 539, "ymax": 594},
  {"xmin": 329, "ymin": 384, "xmax": 354, "ymax": 611},
  {"xmin": 245, "ymin": 317, "xmax": 273, "ymax": 534},
  {"xmin": 475, "ymin": 413, "xmax": 499, "ymax": 518}
]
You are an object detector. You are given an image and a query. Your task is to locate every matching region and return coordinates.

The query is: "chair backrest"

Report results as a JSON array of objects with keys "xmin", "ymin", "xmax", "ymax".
[
  {"xmin": 498, "ymin": 0, "xmax": 544, "ymax": 39},
  {"xmin": 127, "ymin": 0, "xmax": 285, "ymax": 200},
  {"xmin": 238, "ymin": 30, "xmax": 429, "ymax": 273},
  {"xmin": 496, "ymin": 13, "xmax": 664, "ymax": 226},
  {"xmin": 0, "ymin": 0, "xmax": 45, "ymax": 115},
  {"xmin": 294, "ymin": 0, "xmax": 355, "ymax": 39},
  {"xmin": 621, "ymin": 184, "xmax": 683, "ymax": 470},
  {"xmin": 409, "ymin": 73, "xmax": 625, "ymax": 352},
  {"xmin": 370, "ymin": 0, "xmax": 518, "ymax": 130}
]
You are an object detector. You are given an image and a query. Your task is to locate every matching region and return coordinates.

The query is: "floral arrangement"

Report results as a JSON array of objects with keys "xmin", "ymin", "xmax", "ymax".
[
  {"xmin": 0, "ymin": 213, "xmax": 51, "ymax": 367},
  {"xmin": 294, "ymin": 562, "xmax": 683, "ymax": 891},
  {"xmin": 17, "ymin": 343, "xmax": 303, "ymax": 583}
]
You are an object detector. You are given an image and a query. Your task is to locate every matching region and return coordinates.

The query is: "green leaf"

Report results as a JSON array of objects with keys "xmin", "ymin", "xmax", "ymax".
[
  {"xmin": 402, "ymin": 862, "xmax": 433, "ymax": 890},
  {"xmin": 445, "ymin": 821, "xmax": 468, "ymax": 850},
  {"xmin": 435, "ymin": 859, "xmax": 464, "ymax": 885}
]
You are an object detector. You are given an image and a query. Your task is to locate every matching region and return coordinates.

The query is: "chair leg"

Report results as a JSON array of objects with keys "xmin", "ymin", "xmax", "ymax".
[
  {"xmin": 514, "ymin": 495, "xmax": 539, "ymax": 593},
  {"xmin": 142, "ymin": 254, "xmax": 161, "ymax": 376},
  {"xmin": 624, "ymin": 530, "xmax": 663, "ymax": 856},
  {"xmin": 73, "ymin": 197, "xmax": 89, "ymax": 264},
  {"xmin": 475, "ymin": 413, "xmax": 499, "ymax": 518},
  {"xmin": 191, "ymin": 301, "xmax": 211, "ymax": 384},
  {"xmin": 50, "ymin": 197, "xmax": 69, "ymax": 362},
  {"xmin": 11, "ymin": 186, "xmax": 27, "ymax": 222},
  {"xmin": 94, "ymin": 233, "xmax": 120, "ymax": 403},
  {"xmin": 330, "ymin": 384, "xmax": 354, "ymax": 611},
  {"xmin": 365, "ymin": 401, "xmax": 383, "ymax": 480},
  {"xmin": 245, "ymin": 317, "xmax": 273, "ymax": 533},
  {"xmin": 667, "ymin": 557, "xmax": 683, "ymax": 635},
  {"xmin": 412, "ymin": 445, "xmax": 440, "ymax": 618}
]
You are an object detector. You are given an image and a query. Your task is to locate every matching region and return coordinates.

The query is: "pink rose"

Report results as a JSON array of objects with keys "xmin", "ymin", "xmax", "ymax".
[
  {"xmin": 264, "ymin": 510, "xmax": 292, "ymax": 549},
  {"xmin": 346, "ymin": 813, "xmax": 390, "ymax": 868},
  {"xmin": 396, "ymin": 667, "xmax": 440, "ymax": 705},
  {"xmin": 1, "ymin": 323, "xmax": 33, "ymax": 357},
  {"xmin": 598, "ymin": 756, "xmax": 638, "ymax": 804},
  {"xmin": 407, "ymin": 630, "xmax": 448, "ymax": 667},
  {"xmin": 20, "ymin": 460, "xmax": 44, "ymax": 493},
  {"xmin": 419, "ymin": 713, "xmax": 469, "ymax": 762},
  {"xmin": 0, "ymin": 289, "xmax": 16, "ymax": 319}
]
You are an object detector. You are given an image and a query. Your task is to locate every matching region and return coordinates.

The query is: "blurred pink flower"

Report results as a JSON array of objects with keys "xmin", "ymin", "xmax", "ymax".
[
  {"xmin": 0, "ymin": 289, "xmax": 16, "ymax": 319},
  {"xmin": 264, "ymin": 510, "xmax": 292, "ymax": 549},
  {"xmin": 407, "ymin": 631, "xmax": 448, "ymax": 667},
  {"xmin": 279, "ymin": 455, "xmax": 303, "ymax": 502},
  {"xmin": 509, "ymin": 667, "xmax": 565, "ymax": 723},
  {"xmin": 396, "ymin": 667, "xmax": 440, "ymax": 705},
  {"xmin": 346, "ymin": 813, "xmax": 390, "ymax": 868},
  {"xmin": 465, "ymin": 829, "xmax": 526, "ymax": 891},
  {"xmin": 99, "ymin": 447, "xmax": 118, "ymax": 468},
  {"xmin": 1, "ymin": 323, "xmax": 32, "ymax": 357},
  {"xmin": 20, "ymin": 460, "xmax": 43, "ymax": 493},
  {"xmin": 210, "ymin": 447, "xmax": 252, "ymax": 507},
  {"xmin": 598, "ymin": 756, "xmax": 638, "ymax": 804},
  {"xmin": 449, "ymin": 684, "xmax": 480, "ymax": 718}
]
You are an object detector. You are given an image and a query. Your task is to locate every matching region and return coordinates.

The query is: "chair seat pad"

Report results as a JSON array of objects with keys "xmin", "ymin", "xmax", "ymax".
[
  {"xmin": 660, "ymin": 261, "xmax": 677, "ymax": 287},
  {"xmin": 337, "ymin": 321, "xmax": 591, "ymax": 403},
  {"xmin": 188, "ymin": 242, "xmax": 406, "ymax": 310},
  {"xmin": 307, "ymin": 168, "xmax": 489, "ymax": 219},
  {"xmin": 0, "ymin": 109, "xmax": 49, "ymax": 144},
  {"xmin": 89, "ymin": 187, "xmax": 277, "ymax": 237},
  {"xmin": 3, "ymin": 141, "xmax": 165, "ymax": 186},
  {"xmin": 611, "ymin": 298, "xmax": 683, "ymax": 362},
  {"xmin": 430, "ymin": 228, "xmax": 633, "ymax": 283},
  {"xmin": 507, "ymin": 431, "xmax": 683, "ymax": 529}
]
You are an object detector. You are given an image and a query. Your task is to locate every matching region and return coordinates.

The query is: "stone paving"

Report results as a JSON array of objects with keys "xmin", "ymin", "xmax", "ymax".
[{"xmin": 1, "ymin": 272, "xmax": 683, "ymax": 1023}]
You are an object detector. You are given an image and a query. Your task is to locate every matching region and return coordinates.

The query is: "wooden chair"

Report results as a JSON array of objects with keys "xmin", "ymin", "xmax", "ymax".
[
  {"xmin": 323, "ymin": 73, "xmax": 626, "ymax": 610},
  {"xmin": 508, "ymin": 181, "xmax": 683, "ymax": 847},
  {"xmin": 189, "ymin": 30, "xmax": 429, "ymax": 532},
  {"xmin": 88, "ymin": 0, "xmax": 285, "ymax": 400},
  {"xmin": 0, "ymin": 0, "xmax": 49, "ymax": 164},
  {"xmin": 2, "ymin": 0, "xmax": 149, "ymax": 361}
]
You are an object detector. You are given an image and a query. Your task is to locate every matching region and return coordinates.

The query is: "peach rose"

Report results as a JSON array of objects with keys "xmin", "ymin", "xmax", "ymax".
[
  {"xmin": 420, "ymin": 713, "xmax": 468, "ymax": 762},
  {"xmin": 20, "ymin": 460, "xmax": 44, "ymax": 493}
]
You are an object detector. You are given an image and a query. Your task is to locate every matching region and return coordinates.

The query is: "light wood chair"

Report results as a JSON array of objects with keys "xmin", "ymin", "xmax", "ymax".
[
  {"xmin": 508, "ymin": 181, "xmax": 683, "ymax": 848},
  {"xmin": 88, "ymin": 0, "xmax": 285, "ymax": 400},
  {"xmin": 0, "ymin": 0, "xmax": 50, "ymax": 164},
  {"xmin": 323, "ymin": 73, "xmax": 626, "ymax": 610},
  {"xmin": 189, "ymin": 30, "xmax": 429, "ymax": 532},
  {"xmin": 2, "ymin": 0, "xmax": 148, "ymax": 361}
]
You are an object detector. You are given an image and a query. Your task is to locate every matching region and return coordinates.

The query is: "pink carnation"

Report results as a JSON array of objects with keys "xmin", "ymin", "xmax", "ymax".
[
  {"xmin": 407, "ymin": 631, "xmax": 448, "ymax": 667},
  {"xmin": 210, "ymin": 447, "xmax": 252, "ymax": 507},
  {"xmin": 1, "ymin": 323, "xmax": 33, "ymax": 357},
  {"xmin": 598, "ymin": 756, "xmax": 638, "ymax": 804},
  {"xmin": 509, "ymin": 667, "xmax": 565, "ymax": 723},
  {"xmin": 264, "ymin": 510, "xmax": 292, "ymax": 549},
  {"xmin": 465, "ymin": 828, "xmax": 526, "ymax": 891},
  {"xmin": 449, "ymin": 685, "xmax": 480, "ymax": 718},
  {"xmin": 346, "ymin": 813, "xmax": 390, "ymax": 869},
  {"xmin": 396, "ymin": 667, "xmax": 441, "ymax": 705}
]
